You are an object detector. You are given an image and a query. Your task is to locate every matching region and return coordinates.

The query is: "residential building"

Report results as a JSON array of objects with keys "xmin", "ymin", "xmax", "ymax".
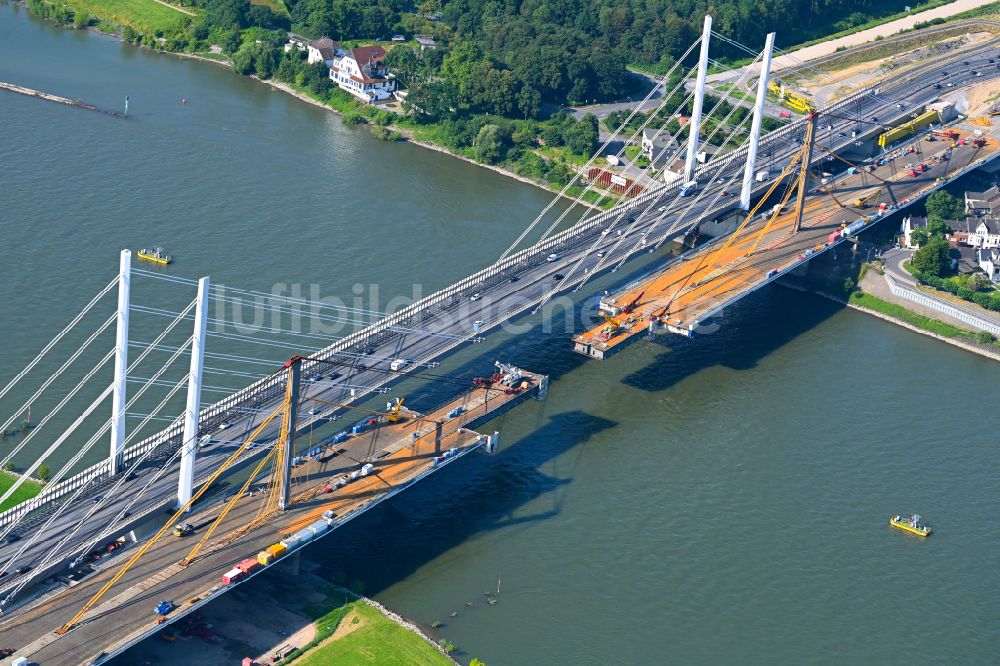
[
  {"xmin": 964, "ymin": 185, "xmax": 1000, "ymax": 216},
  {"xmin": 901, "ymin": 215, "xmax": 928, "ymax": 249},
  {"xmin": 307, "ymin": 37, "xmax": 341, "ymax": 67},
  {"xmin": 978, "ymin": 247, "xmax": 1000, "ymax": 282},
  {"xmin": 641, "ymin": 129, "xmax": 679, "ymax": 168},
  {"xmin": 968, "ymin": 218, "xmax": 1000, "ymax": 248},
  {"xmin": 329, "ymin": 45, "xmax": 397, "ymax": 102},
  {"xmin": 414, "ymin": 35, "xmax": 437, "ymax": 50}
]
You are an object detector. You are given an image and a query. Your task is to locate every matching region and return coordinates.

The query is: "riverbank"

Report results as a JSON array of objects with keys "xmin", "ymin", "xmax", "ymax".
[
  {"xmin": 0, "ymin": 471, "xmax": 44, "ymax": 513},
  {"xmin": 261, "ymin": 79, "xmax": 598, "ymax": 209},
  {"xmin": 14, "ymin": 0, "xmax": 603, "ymax": 212},
  {"xmin": 794, "ymin": 280, "xmax": 1000, "ymax": 362}
]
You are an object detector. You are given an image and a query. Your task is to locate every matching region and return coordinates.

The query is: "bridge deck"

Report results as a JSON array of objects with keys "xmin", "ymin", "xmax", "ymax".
[
  {"xmin": 2, "ymin": 370, "xmax": 544, "ymax": 665},
  {"xmin": 574, "ymin": 119, "xmax": 1000, "ymax": 359}
]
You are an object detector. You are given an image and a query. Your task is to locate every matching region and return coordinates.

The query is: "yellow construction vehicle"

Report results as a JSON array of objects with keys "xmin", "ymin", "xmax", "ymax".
[
  {"xmin": 602, "ymin": 314, "xmax": 621, "ymax": 333},
  {"xmin": 768, "ymin": 81, "xmax": 812, "ymax": 113},
  {"xmin": 852, "ymin": 191, "xmax": 879, "ymax": 209},
  {"xmin": 307, "ymin": 396, "xmax": 406, "ymax": 423}
]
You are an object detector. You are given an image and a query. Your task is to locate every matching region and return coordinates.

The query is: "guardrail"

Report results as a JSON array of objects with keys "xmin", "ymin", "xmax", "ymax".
[
  {"xmin": 886, "ymin": 273, "xmax": 1000, "ymax": 335},
  {"xmin": 0, "ymin": 73, "xmax": 937, "ymax": 529}
]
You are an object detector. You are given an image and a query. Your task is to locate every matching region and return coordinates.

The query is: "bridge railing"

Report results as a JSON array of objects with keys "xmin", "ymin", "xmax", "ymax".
[{"xmin": 0, "ymin": 85, "xmax": 886, "ymax": 529}]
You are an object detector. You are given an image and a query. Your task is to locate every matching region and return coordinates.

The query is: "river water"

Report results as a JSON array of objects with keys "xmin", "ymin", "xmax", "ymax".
[{"xmin": 2, "ymin": 5, "xmax": 999, "ymax": 664}]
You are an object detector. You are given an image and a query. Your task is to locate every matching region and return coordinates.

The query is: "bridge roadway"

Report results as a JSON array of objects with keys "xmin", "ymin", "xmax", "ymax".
[
  {"xmin": 0, "ymin": 38, "xmax": 998, "ymax": 649},
  {"xmin": 573, "ymin": 117, "xmax": 1000, "ymax": 357},
  {"xmin": 0, "ymin": 376, "xmax": 542, "ymax": 664}
]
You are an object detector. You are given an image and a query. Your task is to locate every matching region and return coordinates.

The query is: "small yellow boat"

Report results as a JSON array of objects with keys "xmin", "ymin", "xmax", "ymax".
[
  {"xmin": 137, "ymin": 247, "xmax": 173, "ymax": 265},
  {"xmin": 890, "ymin": 513, "xmax": 931, "ymax": 537}
]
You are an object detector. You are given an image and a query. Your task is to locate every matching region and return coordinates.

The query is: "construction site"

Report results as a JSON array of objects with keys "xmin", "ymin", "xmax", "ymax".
[
  {"xmin": 573, "ymin": 106, "xmax": 1000, "ymax": 359},
  {"xmin": 0, "ymin": 358, "xmax": 546, "ymax": 664}
]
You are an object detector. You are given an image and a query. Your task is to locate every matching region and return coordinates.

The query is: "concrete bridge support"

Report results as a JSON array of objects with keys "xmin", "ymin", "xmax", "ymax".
[
  {"xmin": 178, "ymin": 276, "xmax": 209, "ymax": 509},
  {"xmin": 109, "ymin": 250, "xmax": 131, "ymax": 476},
  {"xmin": 740, "ymin": 32, "xmax": 776, "ymax": 210},
  {"xmin": 684, "ymin": 15, "xmax": 713, "ymax": 184},
  {"xmin": 278, "ymin": 358, "xmax": 301, "ymax": 511}
]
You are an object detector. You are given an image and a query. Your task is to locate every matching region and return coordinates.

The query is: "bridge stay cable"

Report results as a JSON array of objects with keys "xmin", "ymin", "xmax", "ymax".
[
  {"xmin": 0, "ymin": 300, "xmax": 196, "ymax": 514},
  {"xmin": 57, "ymin": 403, "xmax": 285, "ymax": 634},
  {"xmin": 496, "ymin": 39, "xmax": 701, "ymax": 262},
  {"xmin": 540, "ymin": 53, "xmax": 766, "ymax": 306},
  {"xmin": 0, "ymin": 371, "xmax": 196, "ymax": 605},
  {"xmin": 0, "ymin": 277, "xmax": 117, "ymax": 411},
  {"xmin": 0, "ymin": 311, "xmax": 116, "ymax": 442}
]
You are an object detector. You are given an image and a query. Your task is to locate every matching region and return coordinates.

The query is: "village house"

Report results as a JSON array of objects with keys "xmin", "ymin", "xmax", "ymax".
[
  {"xmin": 978, "ymin": 247, "xmax": 1000, "ymax": 283},
  {"xmin": 901, "ymin": 215, "xmax": 928, "ymax": 249},
  {"xmin": 307, "ymin": 37, "xmax": 341, "ymax": 68},
  {"xmin": 967, "ymin": 218, "xmax": 1000, "ymax": 248},
  {"xmin": 641, "ymin": 128, "xmax": 679, "ymax": 169},
  {"xmin": 329, "ymin": 45, "xmax": 397, "ymax": 102},
  {"xmin": 964, "ymin": 189, "xmax": 992, "ymax": 216}
]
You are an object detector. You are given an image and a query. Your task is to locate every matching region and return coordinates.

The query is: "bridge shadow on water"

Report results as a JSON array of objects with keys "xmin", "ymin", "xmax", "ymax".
[
  {"xmin": 624, "ymin": 284, "xmax": 845, "ymax": 393},
  {"xmin": 304, "ymin": 409, "xmax": 616, "ymax": 596}
]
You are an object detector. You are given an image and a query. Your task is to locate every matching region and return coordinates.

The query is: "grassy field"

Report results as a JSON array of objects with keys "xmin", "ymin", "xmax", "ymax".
[
  {"xmin": 0, "ymin": 473, "xmax": 44, "ymax": 514},
  {"xmin": 249, "ymin": 0, "xmax": 288, "ymax": 17},
  {"xmin": 288, "ymin": 598, "xmax": 451, "ymax": 666},
  {"xmin": 67, "ymin": 0, "xmax": 190, "ymax": 32}
]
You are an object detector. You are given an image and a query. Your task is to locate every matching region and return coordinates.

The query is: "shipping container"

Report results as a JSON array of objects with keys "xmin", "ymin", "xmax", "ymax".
[
  {"xmin": 828, "ymin": 230, "xmax": 841, "ymax": 244},
  {"xmin": 333, "ymin": 431, "xmax": 349, "ymax": 444},
  {"xmin": 294, "ymin": 528, "xmax": 314, "ymax": 543},
  {"xmin": 257, "ymin": 550, "xmax": 273, "ymax": 566},
  {"xmin": 267, "ymin": 543, "xmax": 287, "ymax": 559},
  {"xmin": 222, "ymin": 568, "xmax": 243, "ymax": 585},
  {"xmin": 322, "ymin": 509, "xmax": 337, "ymax": 523},
  {"xmin": 237, "ymin": 558, "xmax": 260, "ymax": 575},
  {"xmin": 309, "ymin": 520, "xmax": 329, "ymax": 536},
  {"xmin": 280, "ymin": 535, "xmax": 301, "ymax": 550}
]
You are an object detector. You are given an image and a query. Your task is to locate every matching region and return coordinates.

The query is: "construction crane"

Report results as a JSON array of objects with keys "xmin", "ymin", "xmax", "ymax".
[
  {"xmin": 815, "ymin": 144, "xmax": 899, "ymax": 206},
  {"xmin": 306, "ymin": 396, "xmax": 406, "ymax": 423},
  {"xmin": 620, "ymin": 291, "xmax": 645, "ymax": 315},
  {"xmin": 791, "ymin": 111, "xmax": 819, "ymax": 234}
]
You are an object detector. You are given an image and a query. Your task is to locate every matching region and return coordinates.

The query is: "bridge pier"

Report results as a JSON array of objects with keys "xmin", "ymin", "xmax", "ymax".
[
  {"xmin": 178, "ymin": 276, "xmax": 209, "ymax": 509},
  {"xmin": 741, "ymin": 32, "xmax": 776, "ymax": 210},
  {"xmin": 684, "ymin": 15, "xmax": 712, "ymax": 184},
  {"xmin": 109, "ymin": 249, "xmax": 131, "ymax": 476}
]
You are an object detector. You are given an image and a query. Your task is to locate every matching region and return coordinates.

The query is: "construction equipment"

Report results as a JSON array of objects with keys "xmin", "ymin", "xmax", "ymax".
[
  {"xmin": 172, "ymin": 523, "xmax": 194, "ymax": 538},
  {"xmin": 852, "ymin": 191, "xmax": 879, "ymax": 209},
  {"xmin": 970, "ymin": 116, "xmax": 992, "ymax": 127},
  {"xmin": 816, "ymin": 144, "xmax": 899, "ymax": 206},
  {"xmin": 877, "ymin": 109, "xmax": 941, "ymax": 148},
  {"xmin": 974, "ymin": 136, "xmax": 988, "ymax": 148},
  {"xmin": 932, "ymin": 129, "xmax": 961, "ymax": 140},
  {"xmin": 306, "ymin": 396, "xmax": 406, "ymax": 423},
  {"xmin": 602, "ymin": 314, "xmax": 621, "ymax": 333},
  {"xmin": 58, "ymin": 403, "xmax": 287, "ymax": 634},
  {"xmin": 768, "ymin": 81, "xmax": 812, "ymax": 113},
  {"xmin": 620, "ymin": 291, "xmax": 644, "ymax": 315},
  {"xmin": 791, "ymin": 111, "xmax": 819, "ymax": 234}
]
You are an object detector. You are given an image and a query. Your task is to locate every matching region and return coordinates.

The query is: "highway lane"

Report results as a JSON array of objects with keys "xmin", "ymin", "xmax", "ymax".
[{"xmin": 3, "ymin": 41, "xmax": 1000, "ymax": 615}]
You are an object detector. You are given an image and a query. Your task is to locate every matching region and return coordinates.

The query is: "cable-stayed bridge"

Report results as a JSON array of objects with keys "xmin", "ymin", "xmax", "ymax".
[{"xmin": 2, "ymin": 19, "xmax": 1000, "ymax": 664}]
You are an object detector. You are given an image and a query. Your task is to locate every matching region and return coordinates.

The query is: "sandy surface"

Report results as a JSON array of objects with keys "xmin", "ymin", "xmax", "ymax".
[{"xmin": 710, "ymin": 0, "xmax": 999, "ymax": 83}]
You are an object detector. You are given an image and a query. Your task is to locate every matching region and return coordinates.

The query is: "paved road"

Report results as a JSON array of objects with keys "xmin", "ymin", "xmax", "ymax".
[
  {"xmin": 883, "ymin": 246, "xmax": 1000, "ymax": 325},
  {"xmin": 709, "ymin": 0, "xmax": 1000, "ymax": 84},
  {"xmin": 3, "ymin": 37, "xmax": 1000, "ymax": 636}
]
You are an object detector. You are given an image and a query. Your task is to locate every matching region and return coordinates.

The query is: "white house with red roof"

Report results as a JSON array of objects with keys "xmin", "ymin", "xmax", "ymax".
[{"xmin": 329, "ymin": 45, "xmax": 397, "ymax": 103}]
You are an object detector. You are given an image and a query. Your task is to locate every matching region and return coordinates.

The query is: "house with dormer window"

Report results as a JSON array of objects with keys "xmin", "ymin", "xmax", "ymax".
[{"xmin": 329, "ymin": 45, "xmax": 397, "ymax": 103}]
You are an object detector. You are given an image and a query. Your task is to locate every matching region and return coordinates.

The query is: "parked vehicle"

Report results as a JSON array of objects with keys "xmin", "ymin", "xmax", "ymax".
[{"xmin": 390, "ymin": 359, "xmax": 409, "ymax": 371}]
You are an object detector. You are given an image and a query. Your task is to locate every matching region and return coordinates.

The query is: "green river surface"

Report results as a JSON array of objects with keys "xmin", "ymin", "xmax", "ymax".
[{"xmin": 1, "ymin": 4, "xmax": 999, "ymax": 663}]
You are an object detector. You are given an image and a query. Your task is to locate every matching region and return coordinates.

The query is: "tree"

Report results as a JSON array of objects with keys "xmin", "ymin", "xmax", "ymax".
[
  {"xmin": 924, "ymin": 190, "xmax": 963, "ymax": 223},
  {"xmin": 3, "ymin": 462, "xmax": 15, "ymax": 472},
  {"xmin": 474, "ymin": 123, "xmax": 505, "ymax": 164},
  {"xmin": 926, "ymin": 218, "xmax": 952, "ymax": 240},
  {"xmin": 911, "ymin": 238, "xmax": 951, "ymax": 277},
  {"xmin": 564, "ymin": 113, "xmax": 598, "ymax": 156},
  {"xmin": 471, "ymin": 659, "xmax": 488, "ymax": 666},
  {"xmin": 909, "ymin": 228, "xmax": 928, "ymax": 248},
  {"xmin": 37, "ymin": 463, "xmax": 51, "ymax": 482}
]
